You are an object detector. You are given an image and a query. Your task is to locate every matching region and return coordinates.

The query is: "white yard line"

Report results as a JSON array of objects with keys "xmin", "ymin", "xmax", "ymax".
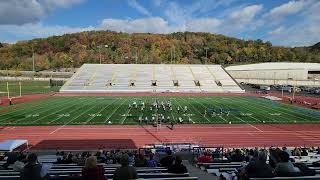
[
  {"xmin": 0, "ymin": 97, "xmax": 68, "ymax": 122},
  {"xmin": 27, "ymin": 97, "xmax": 82, "ymax": 124},
  {"xmin": 48, "ymin": 97, "xmax": 99, "ymax": 124},
  {"xmin": 239, "ymin": 97, "xmax": 305, "ymax": 123},
  {"xmin": 227, "ymin": 97, "xmax": 276, "ymax": 123},
  {"xmin": 84, "ymin": 98, "xmax": 119, "ymax": 124},
  {"xmin": 205, "ymin": 97, "xmax": 263, "ymax": 132},
  {"xmin": 104, "ymin": 97, "xmax": 127, "ymax": 123},
  {"xmin": 13, "ymin": 97, "xmax": 78, "ymax": 124},
  {"xmin": 186, "ymin": 97, "xmax": 225, "ymax": 123},
  {"xmin": 217, "ymin": 98, "xmax": 264, "ymax": 131},
  {"xmin": 49, "ymin": 100, "xmax": 101, "ymax": 134}
]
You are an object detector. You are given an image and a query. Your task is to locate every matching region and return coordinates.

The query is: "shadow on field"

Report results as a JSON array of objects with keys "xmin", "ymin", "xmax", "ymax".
[{"xmin": 31, "ymin": 139, "xmax": 137, "ymax": 150}]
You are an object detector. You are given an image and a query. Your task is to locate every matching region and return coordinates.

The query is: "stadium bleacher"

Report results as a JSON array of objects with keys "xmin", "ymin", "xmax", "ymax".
[
  {"xmin": 195, "ymin": 147, "xmax": 320, "ymax": 180},
  {"xmin": 1, "ymin": 146, "xmax": 320, "ymax": 180},
  {"xmin": 60, "ymin": 64, "xmax": 244, "ymax": 93}
]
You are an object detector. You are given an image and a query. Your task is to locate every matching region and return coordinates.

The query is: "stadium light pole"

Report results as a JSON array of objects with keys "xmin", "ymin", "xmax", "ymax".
[
  {"xmin": 170, "ymin": 46, "xmax": 175, "ymax": 64},
  {"xmin": 98, "ymin": 46, "xmax": 102, "ymax": 64},
  {"xmin": 170, "ymin": 47, "xmax": 173, "ymax": 64},
  {"xmin": 204, "ymin": 47, "xmax": 209, "ymax": 64},
  {"xmin": 134, "ymin": 47, "xmax": 138, "ymax": 64},
  {"xmin": 32, "ymin": 46, "xmax": 35, "ymax": 72},
  {"xmin": 98, "ymin": 45, "xmax": 108, "ymax": 64},
  {"xmin": 173, "ymin": 46, "xmax": 176, "ymax": 64}
]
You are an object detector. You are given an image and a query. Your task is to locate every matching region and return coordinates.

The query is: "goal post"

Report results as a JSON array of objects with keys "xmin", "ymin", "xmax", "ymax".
[
  {"xmin": 19, "ymin": 81, "xmax": 22, "ymax": 97},
  {"xmin": 6, "ymin": 81, "xmax": 22, "ymax": 99},
  {"xmin": 6, "ymin": 82, "xmax": 9, "ymax": 99}
]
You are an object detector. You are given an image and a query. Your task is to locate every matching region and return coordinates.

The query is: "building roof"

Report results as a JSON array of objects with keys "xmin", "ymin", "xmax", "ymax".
[{"xmin": 225, "ymin": 62, "xmax": 320, "ymax": 71}]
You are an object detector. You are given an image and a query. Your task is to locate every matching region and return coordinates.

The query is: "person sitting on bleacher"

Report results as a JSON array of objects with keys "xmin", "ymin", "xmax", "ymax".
[
  {"xmin": 82, "ymin": 156, "xmax": 106, "ymax": 180},
  {"xmin": 282, "ymin": 147, "xmax": 292, "ymax": 156},
  {"xmin": 230, "ymin": 149, "xmax": 245, "ymax": 162},
  {"xmin": 240, "ymin": 150, "xmax": 274, "ymax": 179},
  {"xmin": 106, "ymin": 151, "xmax": 115, "ymax": 164},
  {"xmin": 128, "ymin": 152, "xmax": 135, "ymax": 166},
  {"xmin": 168, "ymin": 155, "xmax": 188, "ymax": 174},
  {"xmin": 274, "ymin": 151, "xmax": 301, "ymax": 177},
  {"xmin": 96, "ymin": 151, "xmax": 107, "ymax": 163},
  {"xmin": 1, "ymin": 151, "xmax": 18, "ymax": 169},
  {"xmin": 146, "ymin": 153, "xmax": 158, "ymax": 167},
  {"xmin": 301, "ymin": 148, "xmax": 308, "ymax": 156},
  {"xmin": 292, "ymin": 147, "xmax": 302, "ymax": 156},
  {"xmin": 268, "ymin": 148, "xmax": 282, "ymax": 168},
  {"xmin": 134, "ymin": 153, "xmax": 147, "ymax": 167},
  {"xmin": 20, "ymin": 153, "xmax": 50, "ymax": 180},
  {"xmin": 244, "ymin": 149, "xmax": 255, "ymax": 162},
  {"xmin": 160, "ymin": 150, "xmax": 174, "ymax": 167},
  {"xmin": 113, "ymin": 154, "xmax": 138, "ymax": 180},
  {"xmin": 196, "ymin": 152, "xmax": 213, "ymax": 163},
  {"xmin": 13, "ymin": 154, "xmax": 26, "ymax": 172}
]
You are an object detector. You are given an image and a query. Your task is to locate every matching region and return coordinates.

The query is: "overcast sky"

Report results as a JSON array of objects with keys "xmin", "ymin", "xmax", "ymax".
[{"xmin": 0, "ymin": 0, "xmax": 319, "ymax": 47}]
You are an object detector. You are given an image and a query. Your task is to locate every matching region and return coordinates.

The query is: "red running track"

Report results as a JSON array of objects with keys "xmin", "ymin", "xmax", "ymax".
[{"xmin": 1, "ymin": 124, "xmax": 320, "ymax": 150}]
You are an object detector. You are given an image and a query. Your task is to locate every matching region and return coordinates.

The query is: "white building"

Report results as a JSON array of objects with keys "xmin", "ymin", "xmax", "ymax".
[{"xmin": 225, "ymin": 62, "xmax": 320, "ymax": 86}]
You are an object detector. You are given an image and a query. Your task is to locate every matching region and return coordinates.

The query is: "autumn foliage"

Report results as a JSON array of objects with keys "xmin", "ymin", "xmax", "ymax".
[{"xmin": 0, "ymin": 30, "xmax": 319, "ymax": 71}]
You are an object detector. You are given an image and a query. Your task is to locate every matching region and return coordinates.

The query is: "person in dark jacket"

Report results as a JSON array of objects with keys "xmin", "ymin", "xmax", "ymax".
[
  {"xmin": 160, "ymin": 150, "xmax": 174, "ymax": 167},
  {"xmin": 168, "ymin": 156, "xmax": 188, "ymax": 174},
  {"xmin": 20, "ymin": 153, "xmax": 49, "ymax": 180},
  {"xmin": 113, "ymin": 154, "xmax": 138, "ymax": 180},
  {"xmin": 134, "ymin": 154, "xmax": 146, "ymax": 167},
  {"xmin": 242, "ymin": 150, "xmax": 274, "ymax": 178},
  {"xmin": 231, "ymin": 149, "xmax": 245, "ymax": 162},
  {"xmin": 274, "ymin": 151, "xmax": 301, "ymax": 177}
]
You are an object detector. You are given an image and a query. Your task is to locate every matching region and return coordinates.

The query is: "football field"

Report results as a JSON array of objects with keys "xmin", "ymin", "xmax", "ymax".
[{"xmin": 0, "ymin": 96, "xmax": 319, "ymax": 126}]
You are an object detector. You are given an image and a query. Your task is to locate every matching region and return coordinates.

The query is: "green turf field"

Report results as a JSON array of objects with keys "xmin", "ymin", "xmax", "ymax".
[
  {"xmin": 0, "ymin": 81, "xmax": 60, "ymax": 97},
  {"xmin": 0, "ymin": 96, "xmax": 319, "ymax": 126}
]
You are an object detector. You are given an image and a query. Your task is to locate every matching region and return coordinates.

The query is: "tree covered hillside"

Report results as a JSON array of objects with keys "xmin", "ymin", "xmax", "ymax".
[{"xmin": 0, "ymin": 31, "xmax": 319, "ymax": 71}]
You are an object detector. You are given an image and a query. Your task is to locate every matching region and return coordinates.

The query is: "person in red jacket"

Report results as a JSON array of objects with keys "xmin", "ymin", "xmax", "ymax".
[
  {"xmin": 82, "ymin": 156, "xmax": 106, "ymax": 180},
  {"xmin": 197, "ymin": 152, "xmax": 213, "ymax": 163}
]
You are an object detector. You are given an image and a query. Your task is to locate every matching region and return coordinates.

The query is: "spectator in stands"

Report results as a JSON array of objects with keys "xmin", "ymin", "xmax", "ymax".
[
  {"xmin": 20, "ymin": 153, "xmax": 50, "ymax": 180},
  {"xmin": 113, "ymin": 154, "xmax": 138, "ymax": 180},
  {"xmin": 168, "ymin": 155, "xmax": 188, "ymax": 174},
  {"xmin": 274, "ymin": 151, "xmax": 301, "ymax": 177},
  {"xmin": 82, "ymin": 156, "xmax": 106, "ymax": 180},
  {"xmin": 197, "ymin": 152, "xmax": 213, "ymax": 163},
  {"xmin": 96, "ymin": 151, "xmax": 106, "ymax": 163},
  {"xmin": 245, "ymin": 149, "xmax": 255, "ymax": 162},
  {"xmin": 269, "ymin": 148, "xmax": 282, "ymax": 168},
  {"xmin": 292, "ymin": 148, "xmax": 302, "ymax": 157},
  {"xmin": 2, "ymin": 152, "xmax": 18, "ymax": 169},
  {"xmin": 160, "ymin": 150, "xmax": 174, "ymax": 167},
  {"xmin": 301, "ymin": 149, "xmax": 308, "ymax": 156},
  {"xmin": 241, "ymin": 150, "xmax": 274, "ymax": 178},
  {"xmin": 212, "ymin": 148, "xmax": 221, "ymax": 159},
  {"xmin": 13, "ymin": 154, "xmax": 26, "ymax": 172},
  {"xmin": 134, "ymin": 153, "xmax": 146, "ymax": 167},
  {"xmin": 105, "ymin": 151, "xmax": 115, "ymax": 164},
  {"xmin": 59, "ymin": 153, "xmax": 74, "ymax": 164},
  {"xmin": 128, "ymin": 152, "xmax": 135, "ymax": 166},
  {"xmin": 230, "ymin": 149, "xmax": 245, "ymax": 162},
  {"xmin": 282, "ymin": 147, "xmax": 292, "ymax": 156},
  {"xmin": 146, "ymin": 153, "xmax": 158, "ymax": 167}
]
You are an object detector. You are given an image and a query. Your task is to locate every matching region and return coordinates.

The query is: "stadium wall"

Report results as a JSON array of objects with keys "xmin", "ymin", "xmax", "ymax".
[
  {"xmin": 235, "ymin": 78, "xmax": 320, "ymax": 86},
  {"xmin": 226, "ymin": 63, "xmax": 320, "ymax": 86},
  {"xmin": 228, "ymin": 69, "xmax": 308, "ymax": 80}
]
